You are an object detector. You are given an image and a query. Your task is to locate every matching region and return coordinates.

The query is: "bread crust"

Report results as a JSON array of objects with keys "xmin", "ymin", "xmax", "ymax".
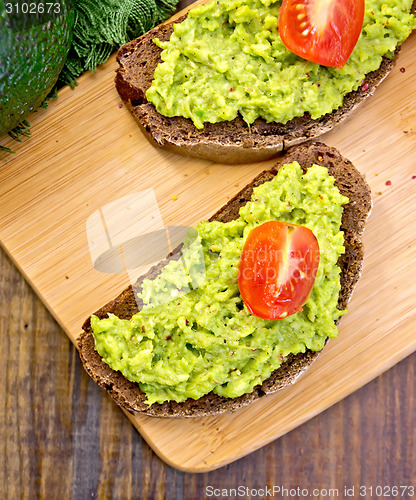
[
  {"xmin": 114, "ymin": 13, "xmax": 398, "ymax": 164},
  {"xmin": 78, "ymin": 142, "xmax": 372, "ymax": 417}
]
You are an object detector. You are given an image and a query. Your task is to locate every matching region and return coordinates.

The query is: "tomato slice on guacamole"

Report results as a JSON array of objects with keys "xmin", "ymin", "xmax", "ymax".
[
  {"xmin": 278, "ymin": 0, "xmax": 365, "ymax": 68},
  {"xmin": 238, "ymin": 221, "xmax": 320, "ymax": 320}
]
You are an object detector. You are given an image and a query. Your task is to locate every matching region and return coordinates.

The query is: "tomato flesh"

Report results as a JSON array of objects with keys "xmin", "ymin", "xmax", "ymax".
[
  {"xmin": 238, "ymin": 221, "xmax": 320, "ymax": 320},
  {"xmin": 278, "ymin": 0, "xmax": 365, "ymax": 68}
]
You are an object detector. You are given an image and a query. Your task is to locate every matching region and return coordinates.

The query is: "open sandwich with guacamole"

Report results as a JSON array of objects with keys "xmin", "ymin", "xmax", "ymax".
[
  {"xmin": 78, "ymin": 142, "xmax": 372, "ymax": 417},
  {"xmin": 115, "ymin": 0, "xmax": 416, "ymax": 163}
]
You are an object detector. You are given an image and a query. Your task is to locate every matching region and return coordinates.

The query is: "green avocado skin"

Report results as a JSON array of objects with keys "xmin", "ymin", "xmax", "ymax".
[{"xmin": 0, "ymin": 0, "xmax": 75, "ymax": 136}]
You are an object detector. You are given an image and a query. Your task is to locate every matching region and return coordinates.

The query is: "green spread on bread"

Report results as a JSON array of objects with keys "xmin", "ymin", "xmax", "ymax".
[
  {"xmin": 90, "ymin": 162, "xmax": 349, "ymax": 405},
  {"xmin": 145, "ymin": 0, "xmax": 415, "ymax": 129}
]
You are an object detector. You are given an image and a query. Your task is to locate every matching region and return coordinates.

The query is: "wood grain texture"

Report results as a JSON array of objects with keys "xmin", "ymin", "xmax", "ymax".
[
  {"xmin": 1, "ymin": 0, "xmax": 416, "ymax": 478},
  {"xmin": 0, "ymin": 245, "xmax": 414, "ymax": 499}
]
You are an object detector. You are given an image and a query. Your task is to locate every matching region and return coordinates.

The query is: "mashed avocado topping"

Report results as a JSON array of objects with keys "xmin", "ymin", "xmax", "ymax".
[
  {"xmin": 91, "ymin": 163, "xmax": 349, "ymax": 405},
  {"xmin": 145, "ymin": 0, "xmax": 416, "ymax": 129}
]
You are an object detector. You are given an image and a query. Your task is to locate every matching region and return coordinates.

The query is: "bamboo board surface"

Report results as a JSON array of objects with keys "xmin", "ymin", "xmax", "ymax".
[{"xmin": 0, "ymin": 4, "xmax": 415, "ymax": 470}]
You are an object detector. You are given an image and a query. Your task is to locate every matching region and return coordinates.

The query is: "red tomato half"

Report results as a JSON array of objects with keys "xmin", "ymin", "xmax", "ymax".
[
  {"xmin": 278, "ymin": 0, "xmax": 365, "ymax": 68},
  {"xmin": 238, "ymin": 221, "xmax": 320, "ymax": 320}
]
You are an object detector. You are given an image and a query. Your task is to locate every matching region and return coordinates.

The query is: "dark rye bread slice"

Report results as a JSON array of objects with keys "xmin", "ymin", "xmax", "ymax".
[
  {"xmin": 114, "ymin": 12, "xmax": 400, "ymax": 164},
  {"xmin": 78, "ymin": 142, "xmax": 372, "ymax": 418}
]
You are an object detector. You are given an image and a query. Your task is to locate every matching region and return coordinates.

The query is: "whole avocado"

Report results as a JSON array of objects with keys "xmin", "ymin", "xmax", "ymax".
[{"xmin": 0, "ymin": 0, "xmax": 75, "ymax": 136}]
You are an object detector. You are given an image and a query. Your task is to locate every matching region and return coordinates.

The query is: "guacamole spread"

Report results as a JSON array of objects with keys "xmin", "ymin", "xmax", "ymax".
[
  {"xmin": 91, "ymin": 163, "xmax": 349, "ymax": 405},
  {"xmin": 145, "ymin": 0, "xmax": 416, "ymax": 128}
]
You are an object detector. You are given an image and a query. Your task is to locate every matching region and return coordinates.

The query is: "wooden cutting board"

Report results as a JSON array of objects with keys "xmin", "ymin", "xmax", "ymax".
[{"xmin": 0, "ymin": 5, "xmax": 415, "ymax": 470}]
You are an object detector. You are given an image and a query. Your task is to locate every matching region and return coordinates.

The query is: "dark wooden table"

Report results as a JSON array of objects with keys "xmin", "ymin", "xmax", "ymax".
[{"xmin": 1, "ymin": 1, "xmax": 415, "ymax": 497}]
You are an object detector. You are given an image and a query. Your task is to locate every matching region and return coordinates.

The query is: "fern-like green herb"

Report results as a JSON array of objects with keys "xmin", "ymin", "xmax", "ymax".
[{"xmin": 58, "ymin": 0, "xmax": 180, "ymax": 86}]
